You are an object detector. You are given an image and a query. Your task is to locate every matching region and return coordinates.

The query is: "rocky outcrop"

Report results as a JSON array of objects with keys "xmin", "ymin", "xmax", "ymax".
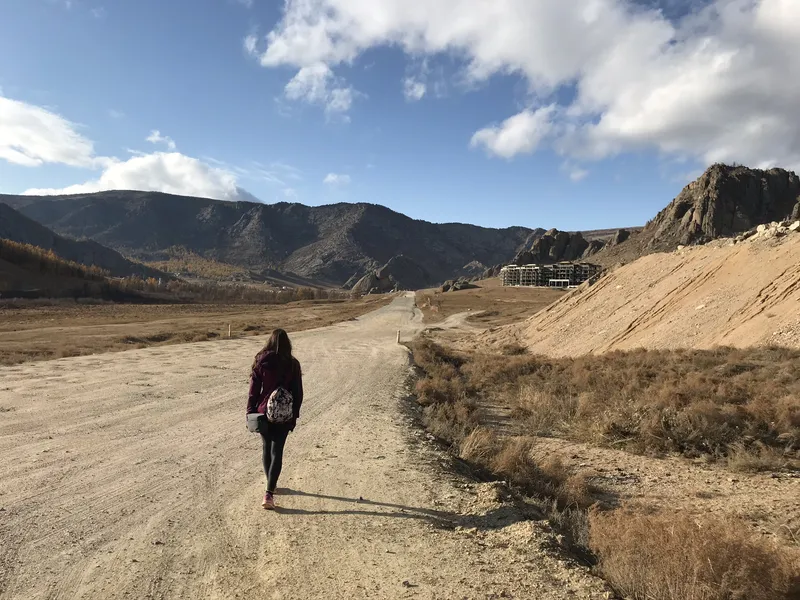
[
  {"xmin": 609, "ymin": 229, "xmax": 630, "ymax": 246},
  {"xmin": 513, "ymin": 229, "xmax": 593, "ymax": 264},
  {"xmin": 441, "ymin": 278, "xmax": 478, "ymax": 292},
  {"xmin": 582, "ymin": 239, "xmax": 605, "ymax": 258},
  {"xmin": 645, "ymin": 164, "xmax": 800, "ymax": 249},
  {"xmin": 480, "ymin": 264, "xmax": 503, "ymax": 279},
  {"xmin": 350, "ymin": 254, "xmax": 430, "ymax": 295}
]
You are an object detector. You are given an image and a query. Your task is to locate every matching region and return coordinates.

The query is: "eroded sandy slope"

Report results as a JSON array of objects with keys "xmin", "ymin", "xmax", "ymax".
[{"xmin": 486, "ymin": 233, "xmax": 800, "ymax": 356}]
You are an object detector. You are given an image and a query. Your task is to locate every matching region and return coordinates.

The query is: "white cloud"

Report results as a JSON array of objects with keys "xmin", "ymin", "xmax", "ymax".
[
  {"xmin": 283, "ymin": 63, "xmax": 356, "ymax": 114},
  {"xmin": 0, "ymin": 94, "xmax": 100, "ymax": 168},
  {"xmin": 283, "ymin": 188, "xmax": 298, "ymax": 199},
  {"xmin": 108, "ymin": 108, "xmax": 125, "ymax": 119},
  {"xmin": 323, "ymin": 172, "xmax": 351, "ymax": 185},
  {"xmin": 569, "ymin": 167, "xmax": 589, "ymax": 182},
  {"xmin": 256, "ymin": 0, "xmax": 800, "ymax": 170},
  {"xmin": 90, "ymin": 7, "xmax": 106, "ymax": 19},
  {"xmin": 403, "ymin": 77, "xmax": 426, "ymax": 102},
  {"xmin": 1, "ymin": 95, "xmax": 258, "ymax": 202},
  {"xmin": 146, "ymin": 129, "xmax": 177, "ymax": 151},
  {"xmin": 470, "ymin": 106, "xmax": 556, "ymax": 159},
  {"xmin": 24, "ymin": 152, "xmax": 253, "ymax": 201},
  {"xmin": 244, "ymin": 34, "xmax": 258, "ymax": 55}
]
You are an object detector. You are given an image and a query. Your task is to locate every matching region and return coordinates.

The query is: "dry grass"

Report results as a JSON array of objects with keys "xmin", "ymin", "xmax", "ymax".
[
  {"xmin": 464, "ymin": 346, "xmax": 800, "ymax": 465},
  {"xmin": 589, "ymin": 508, "xmax": 800, "ymax": 600},
  {"xmin": 411, "ymin": 339, "xmax": 594, "ymax": 510},
  {"xmin": 0, "ymin": 296, "xmax": 392, "ymax": 365},
  {"xmin": 411, "ymin": 336, "xmax": 800, "ymax": 598},
  {"xmin": 459, "ymin": 429, "xmax": 594, "ymax": 509},
  {"xmin": 415, "ymin": 279, "xmax": 563, "ymax": 328},
  {"xmin": 412, "ymin": 339, "xmax": 800, "ymax": 466}
]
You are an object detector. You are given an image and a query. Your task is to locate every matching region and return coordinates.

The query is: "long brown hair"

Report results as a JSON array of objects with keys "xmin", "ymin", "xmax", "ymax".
[{"xmin": 252, "ymin": 328, "xmax": 292, "ymax": 370}]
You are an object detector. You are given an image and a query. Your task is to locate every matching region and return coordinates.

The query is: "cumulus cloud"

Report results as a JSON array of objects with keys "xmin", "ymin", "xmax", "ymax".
[
  {"xmin": 146, "ymin": 129, "xmax": 177, "ymax": 151},
  {"xmin": 323, "ymin": 173, "xmax": 351, "ymax": 185},
  {"xmin": 1, "ymin": 95, "xmax": 257, "ymax": 202},
  {"xmin": 0, "ymin": 95, "xmax": 100, "ymax": 168},
  {"xmin": 255, "ymin": 0, "xmax": 800, "ymax": 170},
  {"xmin": 24, "ymin": 152, "xmax": 253, "ymax": 201},
  {"xmin": 403, "ymin": 77, "xmax": 426, "ymax": 102},
  {"xmin": 283, "ymin": 63, "xmax": 356, "ymax": 114},
  {"xmin": 470, "ymin": 106, "xmax": 556, "ymax": 159}
]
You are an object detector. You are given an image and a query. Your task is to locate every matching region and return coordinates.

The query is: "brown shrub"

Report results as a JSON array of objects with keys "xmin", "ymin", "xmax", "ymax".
[
  {"xmin": 459, "ymin": 430, "xmax": 593, "ymax": 509},
  {"xmin": 589, "ymin": 508, "xmax": 800, "ymax": 600},
  {"xmin": 459, "ymin": 427, "xmax": 502, "ymax": 464},
  {"xmin": 423, "ymin": 399, "xmax": 481, "ymax": 444}
]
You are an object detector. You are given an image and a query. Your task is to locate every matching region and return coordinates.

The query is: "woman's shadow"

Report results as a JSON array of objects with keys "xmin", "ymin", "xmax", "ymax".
[{"xmin": 272, "ymin": 487, "xmax": 537, "ymax": 532}]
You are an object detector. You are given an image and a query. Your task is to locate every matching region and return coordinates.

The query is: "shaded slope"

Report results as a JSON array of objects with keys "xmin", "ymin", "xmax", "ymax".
[{"xmin": 0, "ymin": 203, "xmax": 162, "ymax": 278}]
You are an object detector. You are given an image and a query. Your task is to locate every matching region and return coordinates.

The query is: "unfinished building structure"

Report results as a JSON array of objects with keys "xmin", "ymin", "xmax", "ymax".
[{"xmin": 500, "ymin": 263, "xmax": 600, "ymax": 288}]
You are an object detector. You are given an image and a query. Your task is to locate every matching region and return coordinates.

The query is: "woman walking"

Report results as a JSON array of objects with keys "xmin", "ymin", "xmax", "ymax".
[{"xmin": 247, "ymin": 329, "xmax": 303, "ymax": 510}]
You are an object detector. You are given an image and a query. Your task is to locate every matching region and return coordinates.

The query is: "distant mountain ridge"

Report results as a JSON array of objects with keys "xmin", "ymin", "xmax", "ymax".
[{"xmin": 0, "ymin": 191, "xmax": 535, "ymax": 287}]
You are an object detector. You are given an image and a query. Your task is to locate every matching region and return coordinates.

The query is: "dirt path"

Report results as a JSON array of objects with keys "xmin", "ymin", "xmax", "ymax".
[{"xmin": 0, "ymin": 294, "xmax": 609, "ymax": 600}]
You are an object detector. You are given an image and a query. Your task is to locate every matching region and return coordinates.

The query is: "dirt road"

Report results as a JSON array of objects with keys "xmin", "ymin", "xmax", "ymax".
[{"xmin": 0, "ymin": 294, "xmax": 607, "ymax": 600}]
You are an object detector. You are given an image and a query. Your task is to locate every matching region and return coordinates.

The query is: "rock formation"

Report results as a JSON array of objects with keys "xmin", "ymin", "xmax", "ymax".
[
  {"xmin": 644, "ymin": 164, "xmax": 800, "ymax": 249},
  {"xmin": 350, "ymin": 255, "xmax": 430, "ymax": 295}
]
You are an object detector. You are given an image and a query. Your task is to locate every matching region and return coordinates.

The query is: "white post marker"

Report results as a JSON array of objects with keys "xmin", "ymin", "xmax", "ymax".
[
  {"xmin": 229, "ymin": 324, "xmax": 232, "ymax": 338},
  {"xmin": 397, "ymin": 330, "xmax": 401, "ymax": 344}
]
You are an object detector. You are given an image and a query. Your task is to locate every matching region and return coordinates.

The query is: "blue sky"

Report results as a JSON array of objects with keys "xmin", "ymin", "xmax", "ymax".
[{"xmin": 1, "ymin": 0, "xmax": 798, "ymax": 230}]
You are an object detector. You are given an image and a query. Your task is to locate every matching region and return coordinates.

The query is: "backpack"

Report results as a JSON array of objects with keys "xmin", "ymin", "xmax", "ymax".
[
  {"xmin": 266, "ymin": 386, "xmax": 294, "ymax": 424},
  {"xmin": 265, "ymin": 363, "xmax": 295, "ymax": 424}
]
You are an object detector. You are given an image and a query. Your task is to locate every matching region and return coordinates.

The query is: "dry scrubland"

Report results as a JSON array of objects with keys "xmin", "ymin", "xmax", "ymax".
[
  {"xmin": 411, "ymin": 338, "xmax": 800, "ymax": 599},
  {"xmin": 412, "ymin": 237, "xmax": 800, "ymax": 600},
  {"xmin": 0, "ymin": 295, "xmax": 391, "ymax": 366}
]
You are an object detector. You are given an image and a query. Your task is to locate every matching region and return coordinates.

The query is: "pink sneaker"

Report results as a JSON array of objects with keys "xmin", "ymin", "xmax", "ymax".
[{"xmin": 262, "ymin": 492, "xmax": 276, "ymax": 510}]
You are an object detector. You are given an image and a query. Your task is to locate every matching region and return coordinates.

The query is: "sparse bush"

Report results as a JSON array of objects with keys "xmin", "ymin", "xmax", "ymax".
[{"xmin": 589, "ymin": 508, "xmax": 800, "ymax": 600}]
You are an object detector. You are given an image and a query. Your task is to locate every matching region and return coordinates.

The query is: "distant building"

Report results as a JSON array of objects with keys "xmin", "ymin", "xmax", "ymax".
[{"xmin": 500, "ymin": 262, "xmax": 601, "ymax": 288}]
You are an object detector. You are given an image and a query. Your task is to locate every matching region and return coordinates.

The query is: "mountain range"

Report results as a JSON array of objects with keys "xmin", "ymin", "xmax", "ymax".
[
  {"xmin": 3, "ymin": 164, "xmax": 798, "ymax": 292},
  {"xmin": 0, "ymin": 191, "xmax": 536, "ymax": 287}
]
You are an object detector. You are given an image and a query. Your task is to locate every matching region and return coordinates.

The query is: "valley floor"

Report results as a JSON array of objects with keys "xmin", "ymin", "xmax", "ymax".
[
  {"xmin": 0, "ymin": 295, "xmax": 612, "ymax": 600},
  {"xmin": 0, "ymin": 296, "xmax": 390, "ymax": 366}
]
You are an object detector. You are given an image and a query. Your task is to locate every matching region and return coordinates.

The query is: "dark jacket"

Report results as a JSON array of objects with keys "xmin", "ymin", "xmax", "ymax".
[{"xmin": 247, "ymin": 351, "xmax": 303, "ymax": 420}]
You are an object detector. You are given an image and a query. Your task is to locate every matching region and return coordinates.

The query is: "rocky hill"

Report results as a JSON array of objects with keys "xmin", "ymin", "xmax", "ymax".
[
  {"xmin": 0, "ymin": 203, "xmax": 163, "ymax": 279},
  {"xmin": 511, "ymin": 228, "xmax": 632, "ymax": 265},
  {"xmin": 591, "ymin": 164, "xmax": 800, "ymax": 266},
  {"xmin": 0, "ymin": 191, "xmax": 534, "ymax": 287}
]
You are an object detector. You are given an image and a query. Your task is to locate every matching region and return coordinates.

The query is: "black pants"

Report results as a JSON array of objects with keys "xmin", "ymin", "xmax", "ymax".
[{"xmin": 259, "ymin": 419, "xmax": 290, "ymax": 493}]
